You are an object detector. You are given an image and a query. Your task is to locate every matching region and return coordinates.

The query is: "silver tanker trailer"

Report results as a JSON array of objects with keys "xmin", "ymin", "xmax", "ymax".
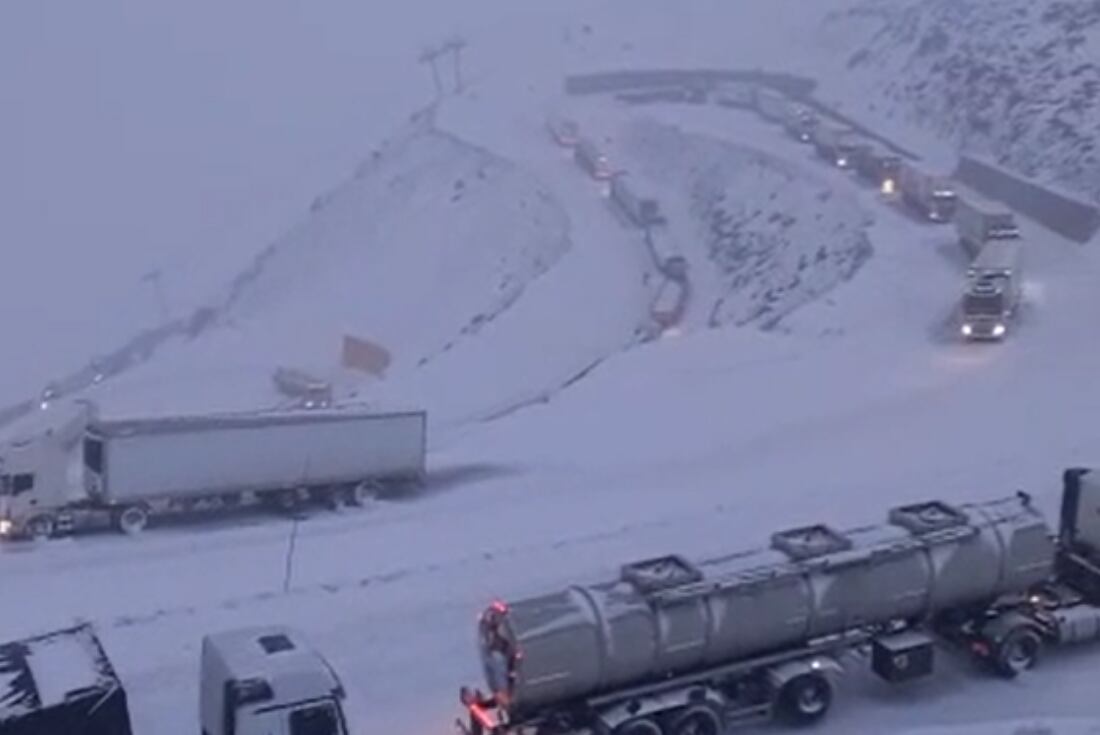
[{"xmin": 459, "ymin": 467, "xmax": 1100, "ymax": 735}]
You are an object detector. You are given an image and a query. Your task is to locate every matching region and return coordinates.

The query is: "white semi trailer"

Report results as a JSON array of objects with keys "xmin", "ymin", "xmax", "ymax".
[
  {"xmin": 954, "ymin": 190, "xmax": 1021, "ymax": 260},
  {"xmin": 459, "ymin": 468, "xmax": 1100, "ymax": 735},
  {"xmin": 0, "ymin": 402, "xmax": 427, "ymax": 540}
]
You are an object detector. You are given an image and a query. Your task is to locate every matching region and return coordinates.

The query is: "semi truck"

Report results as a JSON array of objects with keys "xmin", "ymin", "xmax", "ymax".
[
  {"xmin": 546, "ymin": 116, "xmax": 580, "ymax": 148},
  {"xmin": 573, "ymin": 138, "xmax": 614, "ymax": 180},
  {"xmin": 954, "ymin": 191, "xmax": 1021, "ymax": 260},
  {"xmin": 0, "ymin": 624, "xmax": 134, "ymax": 735},
  {"xmin": 458, "ymin": 467, "xmax": 1100, "ymax": 735},
  {"xmin": 201, "ymin": 625, "xmax": 353, "ymax": 735},
  {"xmin": 959, "ymin": 239, "xmax": 1024, "ymax": 341},
  {"xmin": 899, "ymin": 163, "xmax": 958, "ymax": 222},
  {"xmin": 810, "ymin": 124, "xmax": 864, "ymax": 168},
  {"xmin": 609, "ymin": 175, "xmax": 664, "ymax": 228},
  {"xmin": 853, "ymin": 144, "xmax": 902, "ymax": 197},
  {"xmin": 752, "ymin": 88, "xmax": 816, "ymax": 142},
  {"xmin": 0, "ymin": 401, "xmax": 427, "ymax": 540}
]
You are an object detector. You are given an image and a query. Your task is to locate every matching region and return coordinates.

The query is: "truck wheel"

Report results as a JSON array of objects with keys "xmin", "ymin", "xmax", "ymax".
[
  {"xmin": 26, "ymin": 515, "xmax": 55, "ymax": 541},
  {"xmin": 665, "ymin": 704, "xmax": 723, "ymax": 735},
  {"xmin": 614, "ymin": 717, "xmax": 663, "ymax": 735},
  {"xmin": 992, "ymin": 627, "xmax": 1041, "ymax": 678},
  {"xmin": 778, "ymin": 672, "xmax": 832, "ymax": 725},
  {"xmin": 346, "ymin": 481, "xmax": 377, "ymax": 507},
  {"xmin": 116, "ymin": 506, "xmax": 149, "ymax": 536}
]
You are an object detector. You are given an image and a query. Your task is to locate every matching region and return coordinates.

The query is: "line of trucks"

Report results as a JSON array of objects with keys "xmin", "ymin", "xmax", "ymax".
[
  {"xmin": 0, "ymin": 401, "xmax": 427, "ymax": 540},
  {"xmin": 13, "ymin": 466, "xmax": 1100, "ymax": 735},
  {"xmin": 744, "ymin": 86, "xmax": 1025, "ymax": 342}
]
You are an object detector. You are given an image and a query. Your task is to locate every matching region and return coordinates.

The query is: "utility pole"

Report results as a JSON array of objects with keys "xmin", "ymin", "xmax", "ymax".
[
  {"xmin": 445, "ymin": 36, "xmax": 467, "ymax": 93},
  {"xmin": 141, "ymin": 269, "xmax": 170, "ymax": 321},
  {"xmin": 418, "ymin": 45, "xmax": 444, "ymax": 99}
]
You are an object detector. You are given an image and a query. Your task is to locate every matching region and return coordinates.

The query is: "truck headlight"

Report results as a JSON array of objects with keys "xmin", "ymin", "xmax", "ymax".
[
  {"xmin": 882, "ymin": 179, "xmax": 895, "ymax": 195},
  {"xmin": 837, "ymin": 157, "xmax": 848, "ymax": 167},
  {"xmin": 992, "ymin": 323, "xmax": 1006, "ymax": 337},
  {"xmin": 0, "ymin": 519, "xmax": 12, "ymax": 536},
  {"xmin": 961, "ymin": 324, "xmax": 973, "ymax": 337}
]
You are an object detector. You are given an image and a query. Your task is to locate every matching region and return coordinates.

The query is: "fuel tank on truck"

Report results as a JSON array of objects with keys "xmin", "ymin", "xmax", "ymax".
[{"xmin": 476, "ymin": 494, "xmax": 1055, "ymax": 717}]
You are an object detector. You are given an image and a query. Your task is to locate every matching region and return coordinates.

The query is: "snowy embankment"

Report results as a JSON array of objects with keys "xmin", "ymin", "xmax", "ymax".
[
  {"xmin": 618, "ymin": 119, "xmax": 872, "ymax": 329},
  {"xmin": 822, "ymin": 0, "xmax": 1100, "ymax": 202},
  {"xmin": 75, "ymin": 107, "xmax": 637, "ymax": 430},
  {"xmin": 900, "ymin": 720, "xmax": 1100, "ymax": 735}
]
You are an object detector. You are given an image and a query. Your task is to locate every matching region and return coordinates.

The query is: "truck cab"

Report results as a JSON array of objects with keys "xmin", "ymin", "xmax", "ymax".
[
  {"xmin": 201, "ymin": 626, "xmax": 350, "ymax": 735},
  {"xmin": 960, "ymin": 277, "xmax": 1013, "ymax": 340}
]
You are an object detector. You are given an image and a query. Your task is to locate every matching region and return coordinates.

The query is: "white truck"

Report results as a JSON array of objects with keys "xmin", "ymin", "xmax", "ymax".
[
  {"xmin": 899, "ymin": 162, "xmax": 958, "ymax": 222},
  {"xmin": 954, "ymin": 190, "xmax": 1021, "ymax": 260},
  {"xmin": 573, "ymin": 137, "xmax": 614, "ymax": 180},
  {"xmin": 201, "ymin": 626, "xmax": 354, "ymax": 735},
  {"xmin": 960, "ymin": 239, "xmax": 1024, "ymax": 341},
  {"xmin": 810, "ymin": 124, "xmax": 864, "ymax": 168},
  {"xmin": 0, "ymin": 401, "xmax": 427, "ymax": 540}
]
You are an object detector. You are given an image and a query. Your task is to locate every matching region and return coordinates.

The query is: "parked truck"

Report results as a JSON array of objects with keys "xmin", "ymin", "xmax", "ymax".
[
  {"xmin": 959, "ymin": 239, "xmax": 1024, "ymax": 341},
  {"xmin": 458, "ymin": 467, "xmax": 1100, "ymax": 735},
  {"xmin": 954, "ymin": 191, "xmax": 1021, "ymax": 260},
  {"xmin": 201, "ymin": 625, "xmax": 353, "ymax": 735},
  {"xmin": 573, "ymin": 138, "xmax": 614, "ymax": 180},
  {"xmin": 0, "ymin": 401, "xmax": 427, "ymax": 540},
  {"xmin": 810, "ymin": 124, "xmax": 864, "ymax": 168},
  {"xmin": 853, "ymin": 144, "xmax": 902, "ymax": 197},
  {"xmin": 609, "ymin": 174, "xmax": 664, "ymax": 227},
  {"xmin": 899, "ymin": 162, "xmax": 958, "ymax": 222},
  {"xmin": 0, "ymin": 624, "xmax": 134, "ymax": 735}
]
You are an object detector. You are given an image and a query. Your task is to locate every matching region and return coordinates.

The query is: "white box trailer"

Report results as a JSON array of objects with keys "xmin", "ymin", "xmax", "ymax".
[
  {"xmin": 0, "ymin": 403, "xmax": 427, "ymax": 539},
  {"xmin": 954, "ymin": 189, "xmax": 1020, "ymax": 260}
]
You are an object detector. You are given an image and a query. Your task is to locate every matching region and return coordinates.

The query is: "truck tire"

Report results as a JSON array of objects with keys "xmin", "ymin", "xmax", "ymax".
[
  {"xmin": 664, "ymin": 704, "xmax": 723, "ymax": 735},
  {"xmin": 116, "ymin": 506, "xmax": 149, "ymax": 536},
  {"xmin": 26, "ymin": 515, "xmax": 55, "ymax": 541},
  {"xmin": 778, "ymin": 672, "xmax": 832, "ymax": 725},
  {"xmin": 614, "ymin": 717, "xmax": 663, "ymax": 735},
  {"xmin": 991, "ymin": 627, "xmax": 1041, "ymax": 678},
  {"xmin": 346, "ymin": 481, "xmax": 377, "ymax": 507}
]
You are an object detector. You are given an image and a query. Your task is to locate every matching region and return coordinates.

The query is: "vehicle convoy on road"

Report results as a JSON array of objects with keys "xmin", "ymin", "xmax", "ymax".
[
  {"xmin": 959, "ymin": 239, "xmax": 1024, "ymax": 341},
  {"xmin": 954, "ymin": 190, "xmax": 1021, "ymax": 260},
  {"xmin": 898, "ymin": 162, "xmax": 958, "ymax": 222},
  {"xmin": 0, "ymin": 401, "xmax": 427, "ymax": 540},
  {"xmin": 459, "ymin": 467, "xmax": 1100, "ymax": 735}
]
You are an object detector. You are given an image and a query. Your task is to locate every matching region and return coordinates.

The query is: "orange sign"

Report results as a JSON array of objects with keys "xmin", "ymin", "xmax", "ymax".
[{"xmin": 341, "ymin": 335, "xmax": 392, "ymax": 377}]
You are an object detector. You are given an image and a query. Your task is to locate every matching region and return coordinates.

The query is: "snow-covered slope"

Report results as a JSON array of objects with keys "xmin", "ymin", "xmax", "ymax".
[{"xmin": 823, "ymin": 0, "xmax": 1100, "ymax": 202}]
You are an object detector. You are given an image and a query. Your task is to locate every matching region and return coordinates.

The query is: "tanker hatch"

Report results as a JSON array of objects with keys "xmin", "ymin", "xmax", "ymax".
[
  {"xmin": 771, "ymin": 524, "xmax": 852, "ymax": 560},
  {"xmin": 889, "ymin": 500, "xmax": 969, "ymax": 534},
  {"xmin": 621, "ymin": 555, "xmax": 704, "ymax": 593}
]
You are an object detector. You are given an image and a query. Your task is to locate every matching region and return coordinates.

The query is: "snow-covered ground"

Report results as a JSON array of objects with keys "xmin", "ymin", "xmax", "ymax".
[
  {"xmin": 4, "ymin": 1, "xmax": 1100, "ymax": 734},
  {"xmin": 819, "ymin": 0, "xmax": 1100, "ymax": 202}
]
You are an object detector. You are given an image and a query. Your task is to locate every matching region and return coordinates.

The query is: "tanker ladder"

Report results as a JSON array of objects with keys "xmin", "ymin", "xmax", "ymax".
[{"xmin": 458, "ymin": 625, "xmax": 919, "ymax": 735}]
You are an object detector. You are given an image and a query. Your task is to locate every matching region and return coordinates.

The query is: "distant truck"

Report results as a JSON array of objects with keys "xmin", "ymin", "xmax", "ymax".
[
  {"xmin": 712, "ymin": 81, "xmax": 756, "ymax": 109},
  {"xmin": 954, "ymin": 191, "xmax": 1021, "ymax": 260},
  {"xmin": 898, "ymin": 163, "xmax": 957, "ymax": 222},
  {"xmin": 201, "ymin": 625, "xmax": 353, "ymax": 735},
  {"xmin": 545, "ymin": 115, "xmax": 579, "ymax": 147},
  {"xmin": 853, "ymin": 144, "xmax": 903, "ymax": 197},
  {"xmin": 573, "ymin": 138, "xmax": 614, "ymax": 180},
  {"xmin": 960, "ymin": 239, "xmax": 1023, "ymax": 341},
  {"xmin": 609, "ymin": 174, "xmax": 664, "ymax": 227},
  {"xmin": 458, "ymin": 467, "xmax": 1100, "ymax": 735},
  {"xmin": 810, "ymin": 124, "xmax": 864, "ymax": 168},
  {"xmin": 0, "ymin": 624, "xmax": 134, "ymax": 735},
  {"xmin": 0, "ymin": 402, "xmax": 427, "ymax": 540},
  {"xmin": 751, "ymin": 88, "xmax": 816, "ymax": 142}
]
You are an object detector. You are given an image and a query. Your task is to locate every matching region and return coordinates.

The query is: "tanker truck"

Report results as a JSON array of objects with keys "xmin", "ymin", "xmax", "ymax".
[{"xmin": 458, "ymin": 467, "xmax": 1100, "ymax": 735}]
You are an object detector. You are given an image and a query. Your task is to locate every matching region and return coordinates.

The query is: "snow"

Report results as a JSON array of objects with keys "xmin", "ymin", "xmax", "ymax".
[
  {"xmin": 24, "ymin": 633, "xmax": 105, "ymax": 708},
  {"xmin": 5, "ymin": 1, "xmax": 1100, "ymax": 734}
]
